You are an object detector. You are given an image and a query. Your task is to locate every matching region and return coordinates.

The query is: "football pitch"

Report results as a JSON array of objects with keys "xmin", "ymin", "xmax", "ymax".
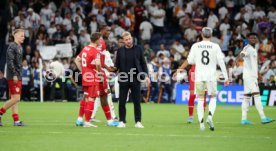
[{"xmin": 0, "ymin": 102, "xmax": 275, "ymax": 151}]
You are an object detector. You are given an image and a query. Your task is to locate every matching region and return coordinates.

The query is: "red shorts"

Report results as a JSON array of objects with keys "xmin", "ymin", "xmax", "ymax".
[
  {"xmin": 8, "ymin": 80, "xmax": 22, "ymax": 95},
  {"xmin": 83, "ymin": 85, "xmax": 100, "ymax": 98},
  {"xmin": 188, "ymin": 70, "xmax": 195, "ymax": 91},
  {"xmin": 99, "ymin": 80, "xmax": 108, "ymax": 96}
]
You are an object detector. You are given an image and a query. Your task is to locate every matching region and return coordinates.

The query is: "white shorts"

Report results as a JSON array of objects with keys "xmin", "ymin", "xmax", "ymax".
[
  {"xmin": 195, "ymin": 81, "xmax": 217, "ymax": 96},
  {"xmin": 243, "ymin": 78, "xmax": 259, "ymax": 94}
]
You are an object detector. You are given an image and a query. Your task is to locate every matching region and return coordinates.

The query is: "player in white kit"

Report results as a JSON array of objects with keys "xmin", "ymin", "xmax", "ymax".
[
  {"xmin": 237, "ymin": 33, "xmax": 274, "ymax": 125},
  {"xmin": 174, "ymin": 27, "xmax": 229, "ymax": 131}
]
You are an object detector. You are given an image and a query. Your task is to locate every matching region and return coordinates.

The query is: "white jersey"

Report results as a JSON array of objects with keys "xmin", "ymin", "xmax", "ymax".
[
  {"xmin": 187, "ymin": 40, "xmax": 228, "ymax": 82},
  {"xmin": 241, "ymin": 44, "xmax": 258, "ymax": 79}
]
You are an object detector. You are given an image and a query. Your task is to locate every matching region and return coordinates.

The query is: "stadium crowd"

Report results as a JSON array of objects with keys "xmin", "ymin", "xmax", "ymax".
[{"xmin": 0, "ymin": 0, "xmax": 275, "ymax": 103}]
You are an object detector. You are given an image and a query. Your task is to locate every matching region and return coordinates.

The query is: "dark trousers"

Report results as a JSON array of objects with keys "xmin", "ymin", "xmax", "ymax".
[{"xmin": 119, "ymin": 82, "xmax": 141, "ymax": 123}]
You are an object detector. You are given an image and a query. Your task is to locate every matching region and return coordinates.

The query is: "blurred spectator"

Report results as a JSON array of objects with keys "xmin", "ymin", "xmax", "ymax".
[
  {"xmin": 156, "ymin": 44, "xmax": 170, "ymax": 58},
  {"xmin": 224, "ymin": 51, "xmax": 236, "ymax": 64},
  {"xmin": 184, "ymin": 25, "xmax": 198, "ymax": 44},
  {"xmin": 40, "ymin": 3, "xmax": 53, "ymax": 28},
  {"xmin": 52, "ymin": 24, "xmax": 65, "ymax": 44},
  {"xmin": 192, "ymin": 6, "xmax": 205, "ymax": 32},
  {"xmin": 139, "ymin": 17, "xmax": 153, "ymax": 43},
  {"xmin": 268, "ymin": 7, "xmax": 276, "ymax": 24},
  {"xmin": 143, "ymin": 43, "xmax": 153, "ymax": 62},
  {"xmin": 207, "ymin": 11, "xmax": 219, "ymax": 30},
  {"xmin": 78, "ymin": 29, "xmax": 90, "ymax": 48},
  {"xmin": 47, "ymin": 22, "xmax": 57, "ymax": 39},
  {"xmin": 89, "ymin": 15, "xmax": 98, "ymax": 33},
  {"xmin": 24, "ymin": 45, "xmax": 33, "ymax": 64},
  {"xmin": 172, "ymin": 39, "xmax": 185, "ymax": 54},
  {"xmin": 151, "ymin": 3, "xmax": 165, "ymax": 34},
  {"xmin": 26, "ymin": 8, "xmax": 41, "ymax": 30},
  {"xmin": 170, "ymin": 47, "xmax": 181, "ymax": 62},
  {"xmin": 263, "ymin": 61, "xmax": 276, "ymax": 85},
  {"xmin": 148, "ymin": 57, "xmax": 159, "ymax": 103},
  {"xmin": 22, "ymin": 59, "xmax": 31, "ymax": 101},
  {"xmin": 158, "ymin": 57, "xmax": 172, "ymax": 103},
  {"xmin": 63, "ymin": 12, "xmax": 73, "ymax": 31},
  {"xmin": 219, "ymin": 17, "xmax": 231, "ymax": 36}
]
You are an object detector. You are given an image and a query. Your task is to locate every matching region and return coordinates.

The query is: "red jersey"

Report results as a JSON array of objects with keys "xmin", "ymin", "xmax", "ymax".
[
  {"xmin": 78, "ymin": 45, "xmax": 101, "ymax": 86},
  {"xmin": 97, "ymin": 38, "xmax": 106, "ymax": 67}
]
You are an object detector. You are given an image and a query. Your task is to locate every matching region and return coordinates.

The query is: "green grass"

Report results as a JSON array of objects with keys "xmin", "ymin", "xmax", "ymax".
[{"xmin": 0, "ymin": 102, "xmax": 275, "ymax": 151}]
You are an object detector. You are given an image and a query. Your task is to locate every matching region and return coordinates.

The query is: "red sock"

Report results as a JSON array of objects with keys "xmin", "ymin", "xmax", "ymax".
[
  {"xmin": 188, "ymin": 94, "xmax": 196, "ymax": 117},
  {"xmin": 84, "ymin": 101, "xmax": 94, "ymax": 122},
  {"xmin": 0, "ymin": 108, "xmax": 6, "ymax": 116},
  {"xmin": 12, "ymin": 114, "xmax": 19, "ymax": 122},
  {"xmin": 78, "ymin": 100, "xmax": 85, "ymax": 118},
  {"xmin": 102, "ymin": 105, "xmax": 112, "ymax": 121},
  {"xmin": 204, "ymin": 91, "xmax": 207, "ymax": 111}
]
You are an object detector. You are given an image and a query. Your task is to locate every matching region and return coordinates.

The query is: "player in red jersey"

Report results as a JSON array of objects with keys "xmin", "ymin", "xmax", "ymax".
[
  {"xmin": 91, "ymin": 33, "xmax": 118, "ymax": 122},
  {"xmin": 187, "ymin": 64, "xmax": 207, "ymax": 123},
  {"xmin": 75, "ymin": 32, "xmax": 119, "ymax": 127}
]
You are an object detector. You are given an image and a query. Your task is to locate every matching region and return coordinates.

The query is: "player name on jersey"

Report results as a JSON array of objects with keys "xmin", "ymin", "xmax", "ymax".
[{"xmin": 197, "ymin": 44, "xmax": 213, "ymax": 49}]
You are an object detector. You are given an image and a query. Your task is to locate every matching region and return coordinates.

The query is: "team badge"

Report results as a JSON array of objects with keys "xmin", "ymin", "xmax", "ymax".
[{"xmin": 16, "ymin": 87, "xmax": 19, "ymax": 92}]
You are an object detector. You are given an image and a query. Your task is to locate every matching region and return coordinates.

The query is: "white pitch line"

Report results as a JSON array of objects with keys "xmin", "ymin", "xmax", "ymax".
[{"xmin": 0, "ymin": 130, "xmax": 272, "ymax": 140}]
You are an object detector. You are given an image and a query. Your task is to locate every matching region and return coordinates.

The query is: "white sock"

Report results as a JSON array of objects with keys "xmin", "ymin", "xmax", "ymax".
[
  {"xmin": 254, "ymin": 95, "xmax": 266, "ymax": 119},
  {"xmin": 208, "ymin": 97, "xmax": 216, "ymax": 120},
  {"xmin": 242, "ymin": 96, "xmax": 251, "ymax": 120},
  {"xmin": 108, "ymin": 93, "xmax": 117, "ymax": 119},
  {"xmin": 197, "ymin": 98, "xmax": 204, "ymax": 124},
  {"xmin": 77, "ymin": 117, "xmax": 83, "ymax": 121},
  {"xmin": 91, "ymin": 98, "xmax": 101, "ymax": 119}
]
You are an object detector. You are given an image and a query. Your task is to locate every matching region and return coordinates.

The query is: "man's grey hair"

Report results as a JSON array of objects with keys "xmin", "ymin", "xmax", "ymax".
[{"xmin": 201, "ymin": 27, "xmax": 213, "ymax": 38}]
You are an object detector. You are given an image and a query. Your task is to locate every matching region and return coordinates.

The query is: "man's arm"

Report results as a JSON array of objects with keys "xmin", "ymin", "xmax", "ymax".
[
  {"xmin": 74, "ymin": 56, "xmax": 82, "ymax": 72},
  {"xmin": 113, "ymin": 48, "xmax": 121, "ymax": 72},
  {"xmin": 140, "ymin": 46, "xmax": 148, "ymax": 75}
]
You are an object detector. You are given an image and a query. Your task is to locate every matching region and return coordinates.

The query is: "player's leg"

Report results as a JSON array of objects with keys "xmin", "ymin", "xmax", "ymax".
[
  {"xmin": 206, "ymin": 81, "xmax": 217, "ymax": 131},
  {"xmin": 107, "ymin": 92, "xmax": 117, "ymax": 120},
  {"xmin": 76, "ymin": 97, "xmax": 85, "ymax": 126},
  {"xmin": 241, "ymin": 78, "xmax": 254, "ymax": 125},
  {"xmin": 117, "ymin": 85, "xmax": 129, "ymax": 128},
  {"xmin": 130, "ymin": 82, "xmax": 144, "ymax": 128},
  {"xmin": 204, "ymin": 90, "xmax": 207, "ymax": 111},
  {"xmin": 241, "ymin": 94, "xmax": 252, "ymax": 124},
  {"xmin": 0, "ymin": 80, "xmax": 22, "ymax": 126},
  {"xmin": 188, "ymin": 69, "xmax": 196, "ymax": 123},
  {"xmin": 252, "ymin": 92, "xmax": 274, "ymax": 124},
  {"xmin": 187, "ymin": 90, "xmax": 195, "ymax": 123},
  {"xmin": 195, "ymin": 82, "xmax": 206, "ymax": 131},
  {"xmin": 11, "ymin": 103, "xmax": 24, "ymax": 126},
  {"xmin": 91, "ymin": 97, "xmax": 101, "ymax": 122},
  {"xmin": 83, "ymin": 97, "xmax": 97, "ymax": 128},
  {"xmin": 99, "ymin": 82, "xmax": 119, "ymax": 127}
]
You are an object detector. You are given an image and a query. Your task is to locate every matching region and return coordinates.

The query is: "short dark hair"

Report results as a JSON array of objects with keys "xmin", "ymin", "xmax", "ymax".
[
  {"xmin": 99, "ymin": 25, "xmax": 109, "ymax": 31},
  {"xmin": 246, "ymin": 32, "xmax": 258, "ymax": 38},
  {"xmin": 91, "ymin": 32, "xmax": 101, "ymax": 42}
]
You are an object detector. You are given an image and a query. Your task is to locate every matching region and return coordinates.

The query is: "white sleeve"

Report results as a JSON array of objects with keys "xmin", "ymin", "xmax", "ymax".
[
  {"xmin": 104, "ymin": 51, "xmax": 114, "ymax": 67},
  {"xmin": 240, "ymin": 47, "xmax": 248, "ymax": 57},
  {"xmin": 217, "ymin": 47, "xmax": 228, "ymax": 81},
  {"xmin": 187, "ymin": 45, "xmax": 195, "ymax": 64}
]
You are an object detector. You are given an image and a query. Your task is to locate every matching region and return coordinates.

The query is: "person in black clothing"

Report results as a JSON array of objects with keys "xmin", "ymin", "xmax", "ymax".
[
  {"xmin": 111, "ymin": 31, "xmax": 149, "ymax": 128},
  {"xmin": 0, "ymin": 28, "xmax": 25, "ymax": 126}
]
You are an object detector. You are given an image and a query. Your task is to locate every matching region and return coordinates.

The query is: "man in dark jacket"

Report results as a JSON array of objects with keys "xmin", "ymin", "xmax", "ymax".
[{"xmin": 113, "ymin": 31, "xmax": 149, "ymax": 128}]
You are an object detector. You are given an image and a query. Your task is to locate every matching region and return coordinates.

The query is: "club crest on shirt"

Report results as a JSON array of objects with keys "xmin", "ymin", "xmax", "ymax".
[{"xmin": 15, "ymin": 87, "xmax": 20, "ymax": 92}]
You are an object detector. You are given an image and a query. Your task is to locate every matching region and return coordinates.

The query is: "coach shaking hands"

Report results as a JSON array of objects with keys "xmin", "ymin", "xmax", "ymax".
[{"xmin": 113, "ymin": 31, "xmax": 149, "ymax": 128}]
